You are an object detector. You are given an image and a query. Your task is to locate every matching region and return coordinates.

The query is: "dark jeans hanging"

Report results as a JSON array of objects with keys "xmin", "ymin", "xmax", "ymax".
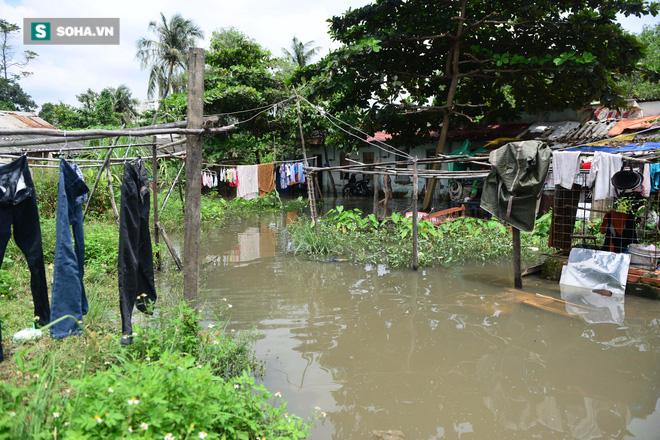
[
  {"xmin": 0, "ymin": 156, "xmax": 49, "ymax": 362},
  {"xmin": 50, "ymin": 159, "xmax": 89, "ymax": 339},
  {"xmin": 118, "ymin": 160, "xmax": 157, "ymax": 345}
]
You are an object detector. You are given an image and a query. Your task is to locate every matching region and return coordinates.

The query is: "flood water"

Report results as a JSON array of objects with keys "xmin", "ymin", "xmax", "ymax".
[{"xmin": 194, "ymin": 208, "xmax": 660, "ymax": 440}]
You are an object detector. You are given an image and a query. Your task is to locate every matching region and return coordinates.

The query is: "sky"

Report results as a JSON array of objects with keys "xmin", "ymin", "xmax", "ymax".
[{"xmin": 2, "ymin": 0, "xmax": 658, "ymax": 110}]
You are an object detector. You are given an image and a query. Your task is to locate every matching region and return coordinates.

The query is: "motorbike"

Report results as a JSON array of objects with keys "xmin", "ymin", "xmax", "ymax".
[{"xmin": 342, "ymin": 173, "xmax": 372, "ymax": 196}]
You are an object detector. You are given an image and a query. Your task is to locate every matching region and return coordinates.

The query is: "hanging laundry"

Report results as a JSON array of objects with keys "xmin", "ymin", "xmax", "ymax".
[
  {"xmin": 552, "ymin": 151, "xmax": 581, "ymax": 190},
  {"xmin": 236, "ymin": 165, "xmax": 259, "ymax": 199},
  {"xmin": 258, "ymin": 163, "xmax": 275, "ymax": 197},
  {"xmin": 50, "ymin": 158, "xmax": 90, "ymax": 339},
  {"xmin": 588, "ymin": 152, "xmax": 623, "ymax": 201},
  {"xmin": 118, "ymin": 159, "xmax": 157, "ymax": 345},
  {"xmin": 0, "ymin": 156, "xmax": 50, "ymax": 362}
]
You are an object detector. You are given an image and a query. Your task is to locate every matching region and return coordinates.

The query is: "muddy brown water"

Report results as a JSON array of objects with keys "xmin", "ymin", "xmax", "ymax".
[{"xmin": 190, "ymin": 208, "xmax": 660, "ymax": 440}]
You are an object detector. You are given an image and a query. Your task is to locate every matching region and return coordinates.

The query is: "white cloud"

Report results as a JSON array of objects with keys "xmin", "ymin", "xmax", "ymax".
[{"xmin": 1, "ymin": 0, "xmax": 655, "ymax": 109}]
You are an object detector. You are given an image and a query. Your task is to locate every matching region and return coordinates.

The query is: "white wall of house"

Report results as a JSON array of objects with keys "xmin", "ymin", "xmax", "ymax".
[{"xmin": 310, "ymin": 139, "xmax": 471, "ymax": 197}]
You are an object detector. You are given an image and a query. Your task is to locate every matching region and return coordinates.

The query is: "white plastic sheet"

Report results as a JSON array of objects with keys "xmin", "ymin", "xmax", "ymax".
[
  {"xmin": 559, "ymin": 248, "xmax": 629, "ymax": 324},
  {"xmin": 560, "ymin": 248, "xmax": 630, "ymax": 296}
]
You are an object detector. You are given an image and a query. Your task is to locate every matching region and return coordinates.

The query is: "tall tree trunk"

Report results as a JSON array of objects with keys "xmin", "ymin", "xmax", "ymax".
[{"xmin": 421, "ymin": 0, "xmax": 467, "ymax": 212}]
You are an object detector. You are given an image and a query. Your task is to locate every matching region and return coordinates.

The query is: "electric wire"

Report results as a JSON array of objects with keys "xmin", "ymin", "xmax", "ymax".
[{"xmin": 299, "ymin": 96, "xmax": 414, "ymax": 159}]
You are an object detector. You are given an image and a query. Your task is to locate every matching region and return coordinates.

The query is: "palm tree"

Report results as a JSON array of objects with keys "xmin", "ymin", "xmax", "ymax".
[
  {"xmin": 109, "ymin": 84, "xmax": 139, "ymax": 124},
  {"xmin": 282, "ymin": 36, "xmax": 320, "ymax": 67},
  {"xmin": 135, "ymin": 13, "xmax": 204, "ymax": 100}
]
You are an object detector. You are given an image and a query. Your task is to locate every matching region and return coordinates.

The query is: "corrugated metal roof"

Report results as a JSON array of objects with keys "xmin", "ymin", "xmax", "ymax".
[
  {"xmin": 0, "ymin": 111, "xmax": 86, "ymax": 154},
  {"xmin": 522, "ymin": 120, "xmax": 618, "ymax": 145}
]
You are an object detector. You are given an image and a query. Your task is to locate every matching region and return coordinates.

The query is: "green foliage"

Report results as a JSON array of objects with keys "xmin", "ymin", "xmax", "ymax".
[
  {"xmin": 288, "ymin": 207, "xmax": 551, "ymax": 268},
  {"xmin": 620, "ymin": 23, "xmax": 660, "ymax": 100},
  {"xmin": 298, "ymin": 0, "xmax": 658, "ymax": 143},
  {"xmin": 136, "ymin": 12, "xmax": 204, "ymax": 100},
  {"xmin": 0, "ymin": 301, "xmax": 311, "ymax": 440}
]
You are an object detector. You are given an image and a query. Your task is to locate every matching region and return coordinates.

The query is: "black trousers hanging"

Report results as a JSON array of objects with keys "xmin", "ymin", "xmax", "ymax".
[
  {"xmin": 0, "ymin": 156, "xmax": 50, "ymax": 362},
  {"xmin": 118, "ymin": 161, "xmax": 157, "ymax": 345}
]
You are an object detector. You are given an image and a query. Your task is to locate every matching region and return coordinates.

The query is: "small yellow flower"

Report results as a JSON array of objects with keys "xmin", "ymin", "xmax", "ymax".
[
  {"xmin": 140, "ymin": 422, "xmax": 149, "ymax": 430},
  {"xmin": 34, "ymin": 315, "xmax": 39, "ymax": 321},
  {"xmin": 108, "ymin": 387, "xmax": 114, "ymax": 393},
  {"xmin": 127, "ymin": 397, "xmax": 139, "ymax": 405},
  {"xmin": 64, "ymin": 421, "xmax": 69, "ymax": 426},
  {"xmin": 44, "ymin": 384, "xmax": 48, "ymax": 389},
  {"xmin": 128, "ymin": 426, "xmax": 133, "ymax": 433},
  {"xmin": 322, "ymin": 412, "xmax": 326, "ymax": 417},
  {"xmin": 212, "ymin": 340, "xmax": 219, "ymax": 345},
  {"xmin": 234, "ymin": 384, "xmax": 239, "ymax": 389},
  {"xmin": 33, "ymin": 373, "xmax": 39, "ymax": 378},
  {"xmin": 199, "ymin": 432, "xmax": 208, "ymax": 439},
  {"xmin": 77, "ymin": 320, "xmax": 82, "ymax": 324},
  {"xmin": 227, "ymin": 304, "xmax": 233, "ymax": 308},
  {"xmin": 164, "ymin": 433, "xmax": 175, "ymax": 440},
  {"xmin": 65, "ymin": 388, "xmax": 71, "ymax": 393},
  {"xmin": 9, "ymin": 411, "xmax": 16, "ymax": 417},
  {"xmin": 104, "ymin": 361, "xmax": 110, "ymax": 365},
  {"xmin": 274, "ymin": 392, "xmax": 281, "ymax": 397},
  {"xmin": 53, "ymin": 412, "xmax": 59, "ymax": 418},
  {"xmin": 94, "ymin": 415, "xmax": 102, "ymax": 423}
]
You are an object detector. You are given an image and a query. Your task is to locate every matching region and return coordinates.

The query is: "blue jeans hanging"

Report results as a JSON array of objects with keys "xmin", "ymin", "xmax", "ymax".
[
  {"xmin": 49, "ymin": 159, "xmax": 89, "ymax": 339},
  {"xmin": 0, "ymin": 156, "xmax": 49, "ymax": 362}
]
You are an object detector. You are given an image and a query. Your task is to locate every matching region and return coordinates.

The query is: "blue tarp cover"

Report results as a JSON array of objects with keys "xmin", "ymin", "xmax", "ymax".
[{"xmin": 567, "ymin": 142, "xmax": 660, "ymax": 153}]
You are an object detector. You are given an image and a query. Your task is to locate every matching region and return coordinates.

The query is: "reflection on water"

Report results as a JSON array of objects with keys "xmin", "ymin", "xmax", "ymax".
[{"xmin": 195, "ymin": 214, "xmax": 660, "ymax": 440}]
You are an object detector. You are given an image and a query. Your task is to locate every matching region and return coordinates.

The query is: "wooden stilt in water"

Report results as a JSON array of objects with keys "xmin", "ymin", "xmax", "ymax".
[{"xmin": 512, "ymin": 227, "xmax": 522, "ymax": 288}]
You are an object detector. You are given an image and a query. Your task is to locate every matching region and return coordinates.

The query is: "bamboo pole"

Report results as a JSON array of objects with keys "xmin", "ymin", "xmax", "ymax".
[
  {"xmin": 0, "ymin": 125, "xmax": 234, "ymax": 139},
  {"xmin": 183, "ymin": 47, "xmax": 205, "ymax": 306},
  {"xmin": 373, "ymin": 159, "xmax": 379, "ymax": 216},
  {"xmin": 83, "ymin": 126, "xmax": 125, "ymax": 219},
  {"xmin": 152, "ymin": 138, "xmax": 161, "ymax": 270},
  {"xmin": 161, "ymin": 160, "xmax": 185, "ymax": 212},
  {"xmin": 412, "ymin": 158, "xmax": 419, "ymax": 271},
  {"xmin": 106, "ymin": 165, "xmax": 119, "ymax": 224},
  {"xmin": 156, "ymin": 221, "xmax": 182, "ymax": 271},
  {"xmin": 293, "ymin": 87, "xmax": 318, "ymax": 234}
]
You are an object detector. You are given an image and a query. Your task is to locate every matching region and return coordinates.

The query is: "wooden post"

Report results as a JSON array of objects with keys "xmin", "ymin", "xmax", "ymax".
[
  {"xmin": 512, "ymin": 227, "xmax": 522, "ymax": 288},
  {"xmin": 373, "ymin": 159, "xmax": 379, "ymax": 217},
  {"xmin": 152, "ymin": 137, "xmax": 161, "ymax": 270},
  {"xmin": 412, "ymin": 158, "xmax": 419, "ymax": 271},
  {"xmin": 183, "ymin": 47, "xmax": 204, "ymax": 306}
]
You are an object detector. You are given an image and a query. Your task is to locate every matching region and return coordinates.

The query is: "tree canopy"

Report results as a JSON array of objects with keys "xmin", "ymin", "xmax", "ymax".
[
  {"xmin": 620, "ymin": 22, "xmax": 660, "ymax": 100},
  {"xmin": 299, "ymin": 0, "xmax": 659, "ymax": 142},
  {"xmin": 136, "ymin": 13, "xmax": 204, "ymax": 100},
  {"xmin": 282, "ymin": 36, "xmax": 321, "ymax": 67},
  {"xmin": 0, "ymin": 19, "xmax": 37, "ymax": 111},
  {"xmin": 296, "ymin": 0, "xmax": 659, "ymax": 209}
]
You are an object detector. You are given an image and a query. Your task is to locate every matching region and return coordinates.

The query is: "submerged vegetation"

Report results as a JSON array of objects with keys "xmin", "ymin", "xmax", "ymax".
[{"xmin": 288, "ymin": 207, "xmax": 552, "ymax": 268}]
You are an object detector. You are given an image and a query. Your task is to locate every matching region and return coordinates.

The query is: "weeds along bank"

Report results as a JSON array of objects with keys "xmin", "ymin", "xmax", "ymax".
[
  {"xmin": 287, "ymin": 207, "xmax": 553, "ymax": 268},
  {"xmin": 0, "ymin": 168, "xmax": 313, "ymax": 440}
]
